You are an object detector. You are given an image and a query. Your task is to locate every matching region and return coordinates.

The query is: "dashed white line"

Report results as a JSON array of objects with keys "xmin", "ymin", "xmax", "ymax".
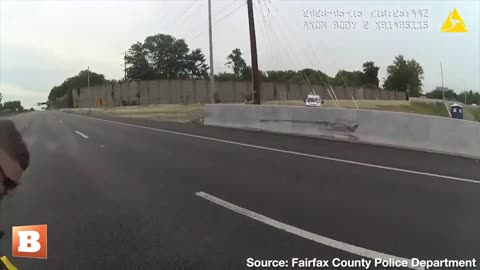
[
  {"xmin": 65, "ymin": 112, "xmax": 479, "ymax": 185},
  {"xmin": 75, "ymin": 130, "xmax": 89, "ymax": 139},
  {"xmin": 196, "ymin": 191, "xmax": 423, "ymax": 270}
]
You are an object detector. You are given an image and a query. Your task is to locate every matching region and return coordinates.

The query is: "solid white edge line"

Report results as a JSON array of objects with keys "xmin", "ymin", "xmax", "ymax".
[
  {"xmin": 75, "ymin": 130, "xmax": 89, "ymax": 139},
  {"xmin": 65, "ymin": 112, "xmax": 479, "ymax": 185},
  {"xmin": 196, "ymin": 191, "xmax": 424, "ymax": 270}
]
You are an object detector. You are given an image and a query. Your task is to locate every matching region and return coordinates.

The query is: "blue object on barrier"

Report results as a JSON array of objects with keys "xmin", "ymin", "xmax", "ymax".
[{"xmin": 450, "ymin": 104, "xmax": 463, "ymax": 119}]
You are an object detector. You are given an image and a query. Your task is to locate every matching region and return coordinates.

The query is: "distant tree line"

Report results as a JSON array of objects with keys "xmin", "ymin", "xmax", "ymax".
[
  {"xmin": 0, "ymin": 92, "xmax": 33, "ymax": 113},
  {"xmin": 47, "ymin": 70, "xmax": 112, "ymax": 104},
  {"xmin": 121, "ymin": 34, "xmax": 424, "ymax": 97},
  {"xmin": 120, "ymin": 33, "xmax": 424, "ymax": 97},
  {"xmin": 215, "ymin": 49, "xmax": 425, "ymax": 96},
  {"xmin": 215, "ymin": 48, "xmax": 381, "ymax": 88},
  {"xmin": 424, "ymin": 88, "xmax": 480, "ymax": 105},
  {"xmin": 49, "ymin": 33, "xmax": 480, "ymax": 105}
]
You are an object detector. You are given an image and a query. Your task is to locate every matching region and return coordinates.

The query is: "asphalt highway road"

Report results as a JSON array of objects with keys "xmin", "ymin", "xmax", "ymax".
[{"xmin": 0, "ymin": 111, "xmax": 479, "ymax": 269}]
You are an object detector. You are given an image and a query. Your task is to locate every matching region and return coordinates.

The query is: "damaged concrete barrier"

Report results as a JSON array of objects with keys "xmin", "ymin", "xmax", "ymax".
[{"xmin": 205, "ymin": 104, "xmax": 480, "ymax": 158}]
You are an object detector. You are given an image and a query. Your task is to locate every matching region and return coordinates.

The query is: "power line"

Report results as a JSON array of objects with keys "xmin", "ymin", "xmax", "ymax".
[
  {"xmin": 268, "ymin": 1, "xmax": 351, "ymax": 92},
  {"xmin": 156, "ymin": 1, "xmax": 198, "ymax": 35},
  {"xmin": 266, "ymin": 2, "xmax": 342, "ymax": 104},
  {"xmin": 214, "ymin": 1, "xmax": 240, "ymax": 18},
  {"xmin": 257, "ymin": 0, "xmax": 278, "ymax": 71},
  {"xmin": 177, "ymin": 0, "xmax": 202, "ymax": 25},
  {"xmin": 260, "ymin": 3, "xmax": 313, "ymax": 91},
  {"xmin": 178, "ymin": 0, "xmax": 245, "ymax": 41},
  {"xmin": 188, "ymin": 1, "xmax": 246, "ymax": 42},
  {"xmin": 177, "ymin": 1, "xmax": 208, "ymax": 39}
]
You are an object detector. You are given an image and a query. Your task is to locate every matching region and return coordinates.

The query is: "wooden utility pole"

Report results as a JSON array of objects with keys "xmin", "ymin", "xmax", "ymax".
[{"xmin": 247, "ymin": 0, "xmax": 261, "ymax": 104}]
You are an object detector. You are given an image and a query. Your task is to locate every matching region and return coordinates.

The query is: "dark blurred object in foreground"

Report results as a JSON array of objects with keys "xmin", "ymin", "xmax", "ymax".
[{"xmin": 0, "ymin": 120, "xmax": 30, "ymax": 200}]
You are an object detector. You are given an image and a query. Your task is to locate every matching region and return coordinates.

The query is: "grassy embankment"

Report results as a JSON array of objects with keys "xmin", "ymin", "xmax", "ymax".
[
  {"xmin": 64, "ymin": 104, "xmax": 205, "ymax": 123},
  {"xmin": 266, "ymin": 100, "xmax": 451, "ymax": 117},
  {"xmin": 66, "ymin": 100, "xmax": 477, "ymax": 122}
]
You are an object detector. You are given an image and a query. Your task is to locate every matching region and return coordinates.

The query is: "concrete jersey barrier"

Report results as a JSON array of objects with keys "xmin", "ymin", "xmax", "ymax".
[{"xmin": 205, "ymin": 104, "xmax": 480, "ymax": 158}]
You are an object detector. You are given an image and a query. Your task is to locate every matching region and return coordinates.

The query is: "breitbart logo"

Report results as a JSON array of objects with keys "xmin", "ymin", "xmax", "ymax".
[{"xmin": 12, "ymin": 225, "xmax": 47, "ymax": 259}]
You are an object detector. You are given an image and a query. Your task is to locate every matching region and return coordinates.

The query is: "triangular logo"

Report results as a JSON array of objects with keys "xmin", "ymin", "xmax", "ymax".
[{"xmin": 441, "ymin": 8, "xmax": 467, "ymax": 32}]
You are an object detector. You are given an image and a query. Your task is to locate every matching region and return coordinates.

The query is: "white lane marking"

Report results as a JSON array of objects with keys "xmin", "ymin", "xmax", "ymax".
[
  {"xmin": 196, "ymin": 191, "xmax": 423, "ymax": 270},
  {"xmin": 65, "ymin": 113, "xmax": 480, "ymax": 185},
  {"xmin": 75, "ymin": 130, "xmax": 89, "ymax": 139}
]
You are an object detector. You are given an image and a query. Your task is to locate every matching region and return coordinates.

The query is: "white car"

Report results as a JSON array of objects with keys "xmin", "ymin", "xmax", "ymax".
[{"xmin": 304, "ymin": 95, "xmax": 324, "ymax": 107}]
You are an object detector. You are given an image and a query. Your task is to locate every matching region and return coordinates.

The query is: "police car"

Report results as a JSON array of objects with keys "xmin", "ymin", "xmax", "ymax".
[{"xmin": 304, "ymin": 95, "xmax": 324, "ymax": 107}]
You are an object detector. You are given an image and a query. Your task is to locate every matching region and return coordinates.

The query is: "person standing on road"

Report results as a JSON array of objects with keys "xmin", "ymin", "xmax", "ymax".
[{"xmin": 0, "ymin": 120, "xmax": 30, "ymax": 240}]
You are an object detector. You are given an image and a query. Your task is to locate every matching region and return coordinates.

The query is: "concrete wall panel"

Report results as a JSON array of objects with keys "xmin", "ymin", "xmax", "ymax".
[
  {"xmin": 215, "ymin": 81, "xmax": 233, "ymax": 103},
  {"xmin": 138, "ymin": 81, "xmax": 149, "ymax": 105},
  {"xmin": 129, "ymin": 81, "xmax": 139, "ymax": 105},
  {"xmin": 181, "ymin": 80, "xmax": 194, "ymax": 104},
  {"xmin": 158, "ymin": 80, "xmax": 170, "ymax": 104},
  {"xmin": 169, "ymin": 80, "xmax": 182, "ymax": 104},
  {"xmin": 261, "ymin": 82, "xmax": 275, "ymax": 101},
  {"xmin": 70, "ymin": 80, "xmax": 405, "ymax": 108},
  {"xmin": 197, "ymin": 80, "xmax": 209, "ymax": 103}
]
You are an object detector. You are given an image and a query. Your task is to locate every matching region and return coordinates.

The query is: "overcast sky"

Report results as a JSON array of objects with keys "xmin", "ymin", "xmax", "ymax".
[{"xmin": 1, "ymin": 0, "xmax": 479, "ymax": 108}]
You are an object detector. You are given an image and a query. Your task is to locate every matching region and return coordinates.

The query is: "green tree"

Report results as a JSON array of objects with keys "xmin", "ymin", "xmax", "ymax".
[
  {"xmin": 467, "ymin": 90, "xmax": 475, "ymax": 104},
  {"xmin": 48, "ymin": 70, "xmax": 108, "ymax": 102},
  {"xmin": 226, "ymin": 48, "xmax": 248, "ymax": 78},
  {"xmin": 242, "ymin": 66, "xmax": 253, "ymax": 80},
  {"xmin": 263, "ymin": 69, "xmax": 332, "ymax": 86},
  {"xmin": 265, "ymin": 70, "xmax": 298, "ymax": 82},
  {"xmin": 126, "ymin": 34, "xmax": 208, "ymax": 80},
  {"xmin": 265, "ymin": 64, "xmax": 378, "ymax": 89},
  {"xmin": 457, "ymin": 91, "xmax": 468, "ymax": 104},
  {"xmin": 184, "ymin": 49, "xmax": 209, "ymax": 79},
  {"xmin": 474, "ymin": 92, "xmax": 480, "ymax": 105},
  {"xmin": 425, "ymin": 89, "xmax": 480, "ymax": 105},
  {"xmin": 310, "ymin": 70, "xmax": 333, "ymax": 86},
  {"xmin": 108, "ymin": 79, "xmax": 121, "ymax": 84},
  {"xmin": 383, "ymin": 55, "xmax": 424, "ymax": 97},
  {"xmin": 426, "ymin": 88, "xmax": 457, "ymax": 100},
  {"xmin": 334, "ymin": 70, "xmax": 364, "ymax": 87},
  {"xmin": 298, "ymin": 68, "xmax": 317, "ymax": 85},
  {"xmin": 2, "ymin": 101, "xmax": 24, "ymax": 112},
  {"xmin": 143, "ymin": 34, "xmax": 190, "ymax": 79},
  {"xmin": 362, "ymin": 61, "xmax": 380, "ymax": 86},
  {"xmin": 0, "ymin": 91, "xmax": 3, "ymax": 110},
  {"xmin": 215, "ymin": 73, "xmax": 236, "ymax": 81},
  {"xmin": 126, "ymin": 42, "xmax": 154, "ymax": 80}
]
